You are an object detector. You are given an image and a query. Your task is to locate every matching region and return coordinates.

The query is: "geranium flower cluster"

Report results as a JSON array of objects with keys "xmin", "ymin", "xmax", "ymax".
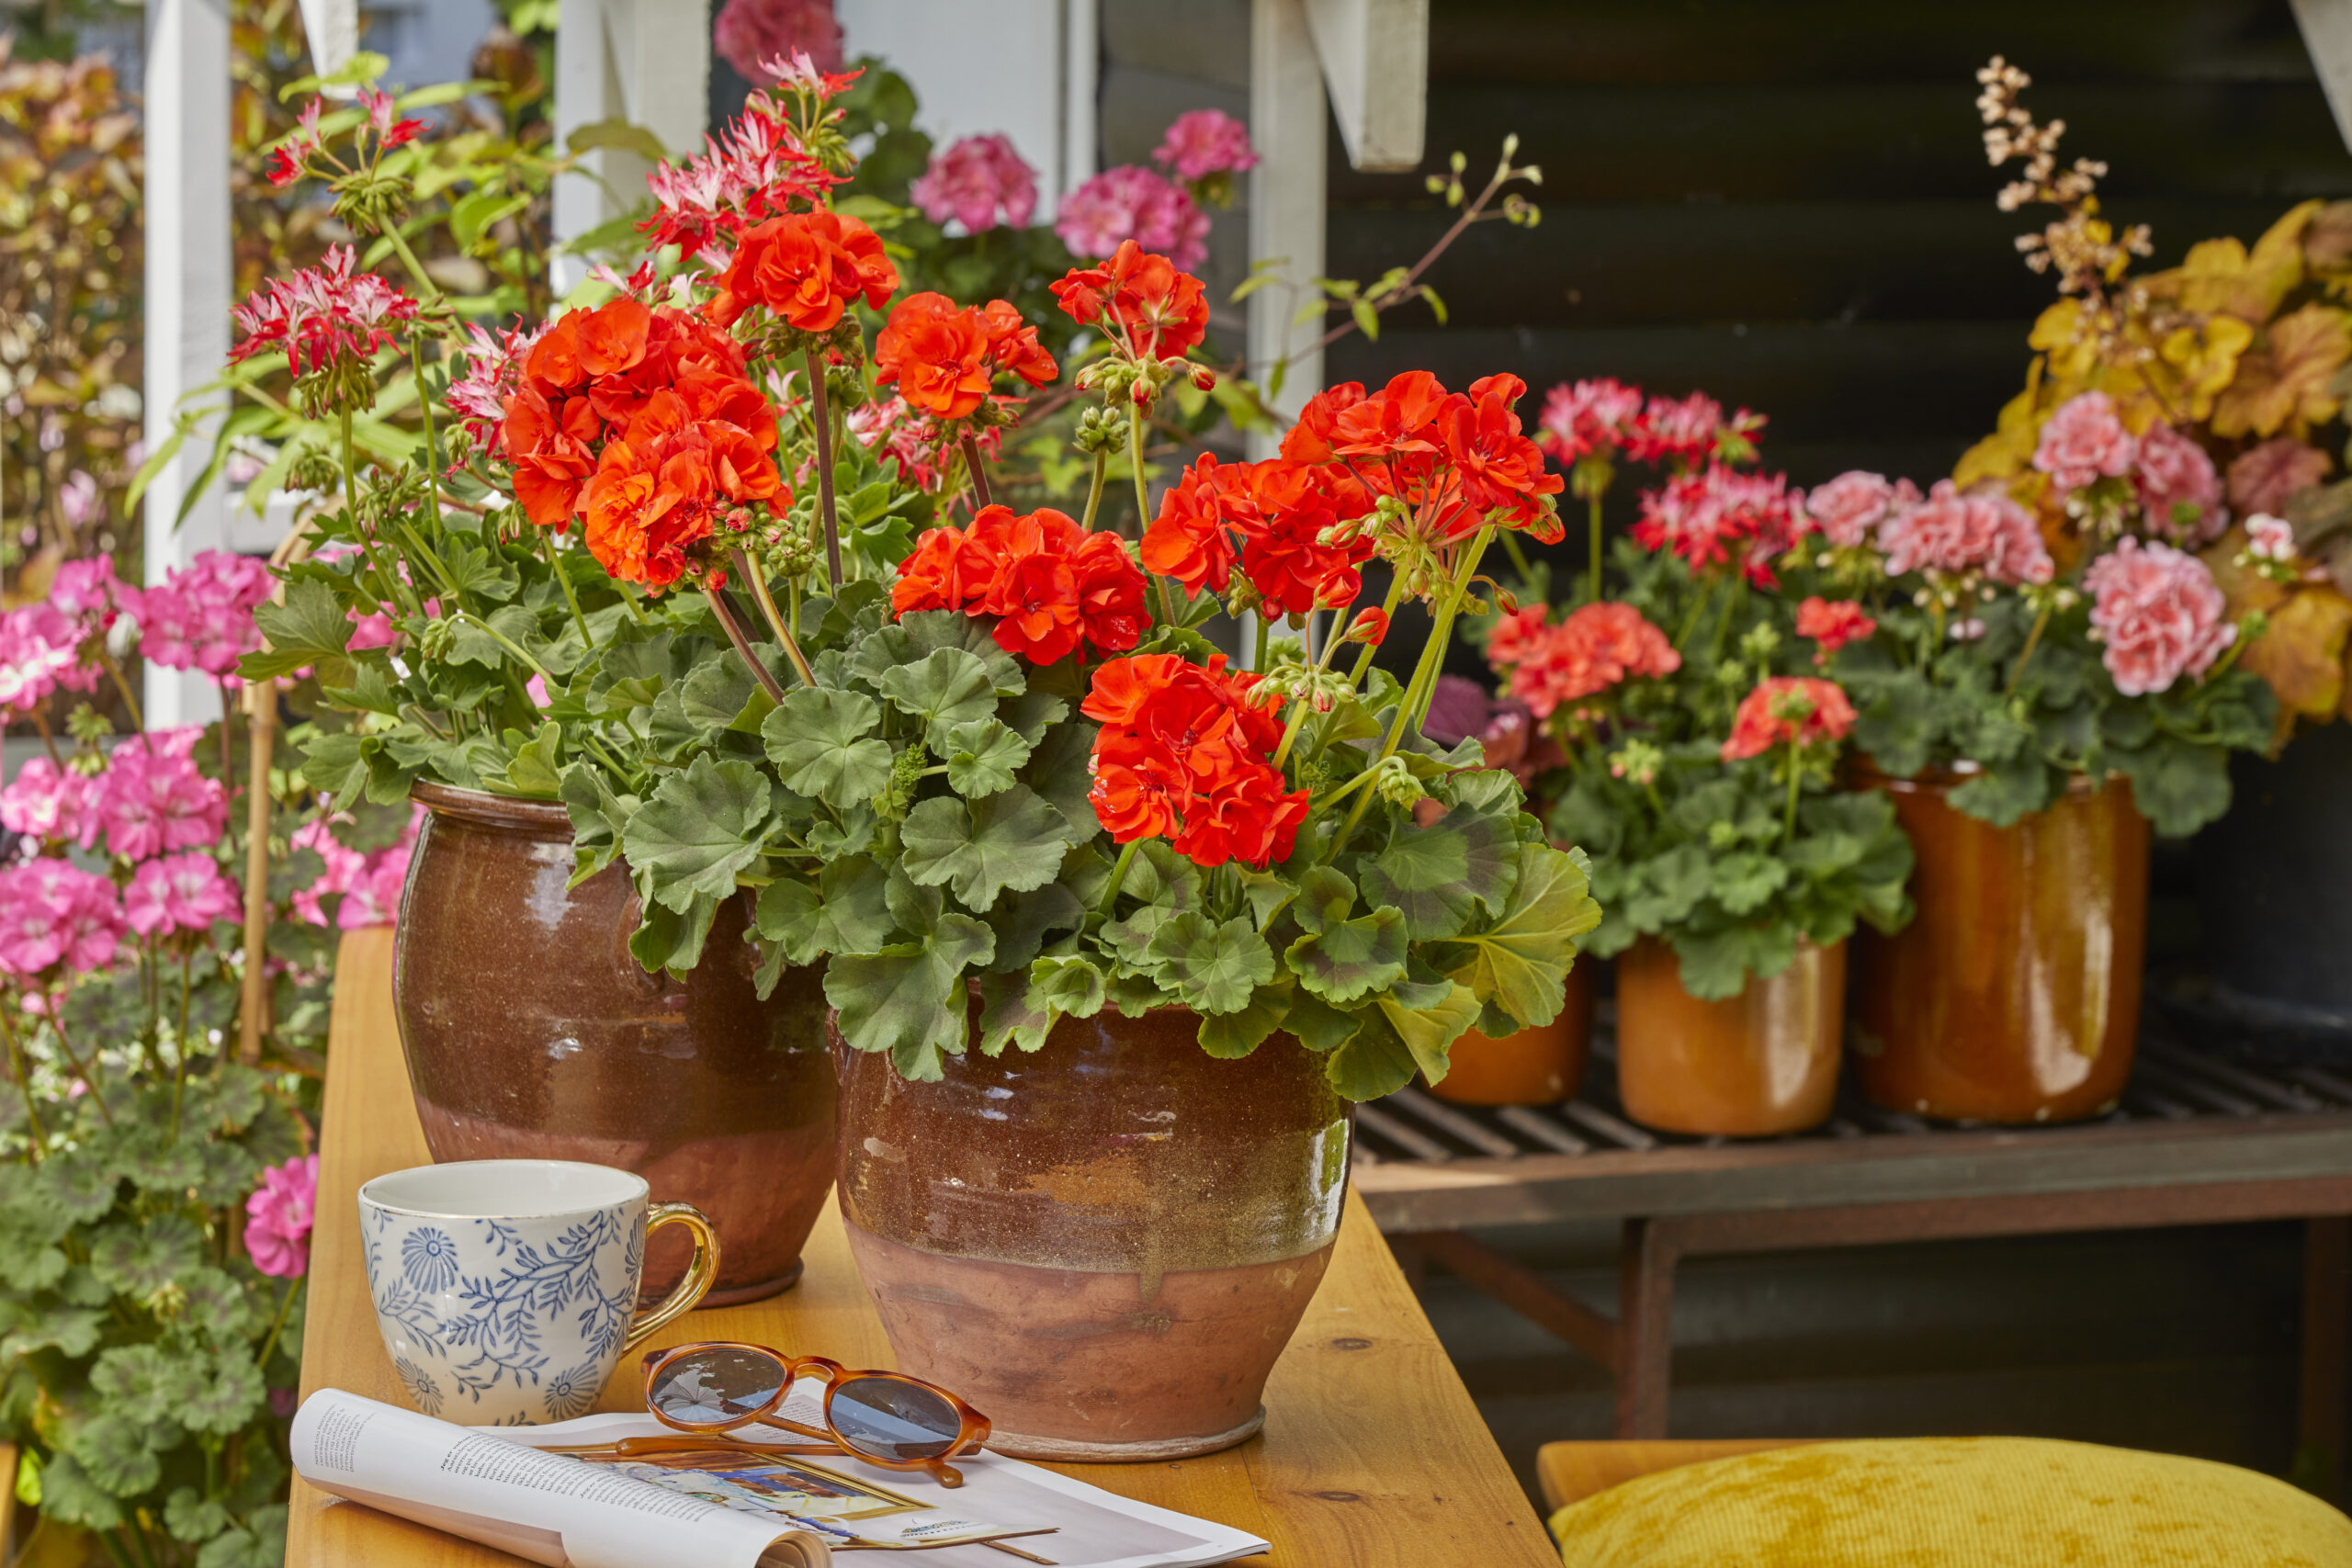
[
  {"xmin": 1049, "ymin": 241, "xmax": 1211, "ymax": 363},
  {"xmin": 1623, "ymin": 391, "xmax": 1766, "ymax": 468},
  {"xmin": 266, "ymin": 89, "xmax": 423, "ymax": 188},
  {"xmin": 1876, "ymin": 479, "xmax": 2053, "ymax": 587},
  {"xmin": 228, "ymin": 244, "xmax": 420, "ymax": 379},
  {"xmin": 1720, "ymin": 676, "xmax": 1859, "ymax": 761},
  {"xmin": 0, "ymin": 859, "xmax": 123, "ymax": 977},
  {"xmin": 1057, "ymin": 164, "xmax": 1212, "ymax": 271},
  {"xmin": 1795, "ymin": 596, "xmax": 1878, "ymax": 662},
  {"xmin": 290, "ymin": 810, "xmax": 422, "ymax": 930},
  {"xmin": 1485, "ymin": 602, "xmax": 1680, "ymax": 719},
  {"xmin": 910, "ymin": 134, "xmax": 1038, "ymax": 234},
  {"xmin": 2030, "ymin": 389, "xmax": 2226, "ymax": 546},
  {"xmin": 643, "ymin": 56, "xmax": 852, "ymax": 258},
  {"xmin": 0, "ymin": 601, "xmax": 97, "ymax": 718},
  {"xmin": 707, "ymin": 208, "xmax": 898, "ymax": 333},
  {"xmin": 873, "ymin": 292, "xmax": 1057, "ymax": 421},
  {"xmin": 1082, "ymin": 652, "xmax": 1309, "ymax": 870},
  {"xmin": 1536, "ymin": 377, "xmax": 1645, "ymax": 466},
  {"xmin": 892, "ymin": 504, "xmax": 1150, "ymax": 664},
  {"xmin": 1141, "ymin": 454, "xmax": 1375, "ymax": 616},
  {"xmin": 140, "ymin": 550, "xmax": 275, "ymax": 678},
  {"xmin": 847, "ymin": 395, "xmax": 995, "ymax": 494},
  {"xmin": 1804, "ymin": 470, "xmax": 1920, "ymax": 548},
  {"xmin": 2, "ymin": 728, "xmax": 229, "ymax": 863},
  {"xmin": 2083, "ymin": 536, "xmax": 2237, "ymax": 696},
  {"xmin": 244, "ymin": 1152, "xmax": 320, "ymax": 1279},
  {"xmin": 446, "ymin": 319, "xmax": 549, "ymax": 450},
  {"xmin": 1634, "ymin": 465, "xmax": 1804, "ymax": 583},
  {"xmin": 123, "ymin": 852, "xmax": 241, "ymax": 939},
  {"xmin": 1152, "ymin": 109, "xmax": 1259, "ymax": 183}
]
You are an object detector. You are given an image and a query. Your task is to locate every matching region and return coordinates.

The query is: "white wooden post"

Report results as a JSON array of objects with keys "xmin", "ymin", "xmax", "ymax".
[
  {"xmin": 1247, "ymin": 0, "xmax": 1329, "ymax": 455},
  {"xmin": 551, "ymin": 0, "xmax": 713, "ymax": 292},
  {"xmin": 294, "ymin": 0, "xmax": 359, "ymax": 77},
  {"xmin": 1302, "ymin": 0, "xmax": 1428, "ymax": 172},
  {"xmin": 142, "ymin": 0, "xmax": 234, "ymax": 730}
]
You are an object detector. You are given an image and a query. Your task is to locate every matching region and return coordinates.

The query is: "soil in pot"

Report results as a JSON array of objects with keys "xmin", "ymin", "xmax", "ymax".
[
  {"xmin": 831, "ymin": 1005, "xmax": 1350, "ymax": 1461},
  {"xmin": 1427, "ymin": 961, "xmax": 1595, "ymax": 1106},
  {"xmin": 1852, "ymin": 768, "xmax": 2147, "ymax": 1124},
  {"xmin": 1615, "ymin": 936, "xmax": 1845, "ymax": 1136},
  {"xmin": 395, "ymin": 782, "xmax": 838, "ymax": 1304}
]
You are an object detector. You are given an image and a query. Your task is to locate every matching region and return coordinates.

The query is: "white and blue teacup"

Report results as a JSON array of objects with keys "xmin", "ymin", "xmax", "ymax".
[{"xmin": 357, "ymin": 1159, "xmax": 718, "ymax": 1427}]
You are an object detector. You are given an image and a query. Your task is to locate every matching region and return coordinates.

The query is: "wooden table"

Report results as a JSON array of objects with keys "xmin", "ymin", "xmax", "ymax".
[{"xmin": 289, "ymin": 929, "xmax": 1556, "ymax": 1566}]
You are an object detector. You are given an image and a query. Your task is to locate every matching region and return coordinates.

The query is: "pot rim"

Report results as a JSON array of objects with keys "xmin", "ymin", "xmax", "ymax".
[{"xmin": 412, "ymin": 778, "xmax": 572, "ymax": 833}]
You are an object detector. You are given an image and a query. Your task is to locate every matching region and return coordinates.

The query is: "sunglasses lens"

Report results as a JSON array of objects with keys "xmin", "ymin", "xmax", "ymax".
[
  {"xmin": 829, "ymin": 1375, "xmax": 962, "ymax": 1461},
  {"xmin": 648, "ymin": 1347, "xmax": 790, "ymax": 1427}
]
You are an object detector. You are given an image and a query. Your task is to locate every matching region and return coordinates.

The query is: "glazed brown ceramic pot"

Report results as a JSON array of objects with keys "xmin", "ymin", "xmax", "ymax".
[
  {"xmin": 1853, "ymin": 768, "xmax": 2148, "ymax": 1123},
  {"xmin": 395, "ymin": 782, "xmax": 837, "ymax": 1304},
  {"xmin": 831, "ymin": 1005, "xmax": 1350, "ymax": 1461},
  {"xmin": 1427, "ymin": 962, "xmax": 1595, "ymax": 1106},
  {"xmin": 1615, "ymin": 936, "xmax": 1846, "ymax": 1135}
]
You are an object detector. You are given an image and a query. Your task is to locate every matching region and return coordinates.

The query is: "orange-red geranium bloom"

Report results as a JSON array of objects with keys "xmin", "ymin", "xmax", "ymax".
[
  {"xmin": 1487, "ymin": 603, "xmax": 1679, "ymax": 721},
  {"xmin": 1720, "ymin": 676, "xmax": 1858, "ymax": 761},
  {"xmin": 1082, "ymin": 652, "xmax": 1306, "ymax": 870},
  {"xmin": 1794, "ymin": 596, "xmax": 1878, "ymax": 664},
  {"xmin": 707, "ymin": 209, "xmax": 899, "ymax": 332},
  {"xmin": 875, "ymin": 292, "xmax": 993, "ymax": 419},
  {"xmin": 580, "ymin": 422, "xmax": 785, "ymax": 590},
  {"xmin": 1048, "ymin": 241, "xmax": 1209, "ymax": 360},
  {"xmin": 893, "ymin": 504, "xmax": 1148, "ymax": 664},
  {"xmin": 1139, "ymin": 455, "xmax": 1372, "ymax": 616}
]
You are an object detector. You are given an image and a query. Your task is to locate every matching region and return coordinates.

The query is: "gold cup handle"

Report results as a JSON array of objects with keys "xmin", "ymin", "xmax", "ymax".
[{"xmin": 623, "ymin": 1201, "xmax": 721, "ymax": 1353}]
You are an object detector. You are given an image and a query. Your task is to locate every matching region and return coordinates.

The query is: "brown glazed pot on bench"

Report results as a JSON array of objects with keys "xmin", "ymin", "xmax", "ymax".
[
  {"xmin": 394, "ymin": 781, "xmax": 837, "ymax": 1304},
  {"xmin": 832, "ymin": 1004, "xmax": 1351, "ymax": 1461}
]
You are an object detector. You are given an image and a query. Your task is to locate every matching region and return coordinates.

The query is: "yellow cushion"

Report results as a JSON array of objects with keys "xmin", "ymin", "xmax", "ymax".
[{"xmin": 1549, "ymin": 1437, "xmax": 2352, "ymax": 1568}]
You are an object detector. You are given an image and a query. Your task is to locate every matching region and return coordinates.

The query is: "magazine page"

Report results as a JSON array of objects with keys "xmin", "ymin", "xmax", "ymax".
[
  {"xmin": 290, "ymin": 1390, "xmax": 830, "ymax": 1568},
  {"xmin": 507, "ymin": 1382, "xmax": 1272, "ymax": 1568}
]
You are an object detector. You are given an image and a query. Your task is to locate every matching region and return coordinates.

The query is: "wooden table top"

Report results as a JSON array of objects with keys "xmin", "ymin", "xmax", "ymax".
[{"xmin": 288, "ymin": 928, "xmax": 1557, "ymax": 1567}]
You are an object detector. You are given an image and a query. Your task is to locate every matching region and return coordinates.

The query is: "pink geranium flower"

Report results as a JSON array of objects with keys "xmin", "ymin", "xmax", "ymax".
[
  {"xmin": 1152, "ymin": 109, "xmax": 1258, "ymax": 182},
  {"xmin": 0, "ymin": 859, "xmax": 122, "ymax": 976},
  {"xmin": 713, "ymin": 0, "xmax": 842, "ymax": 84},
  {"xmin": 2227, "ymin": 437, "xmax": 2332, "ymax": 517},
  {"xmin": 138, "ymin": 551, "xmax": 273, "ymax": 678},
  {"xmin": 0, "ymin": 603, "xmax": 96, "ymax": 717},
  {"xmin": 245, "ymin": 1153, "xmax": 320, "ymax": 1279},
  {"xmin": 94, "ymin": 731, "xmax": 229, "ymax": 863},
  {"xmin": 2245, "ymin": 513, "xmax": 2299, "ymax": 563},
  {"xmin": 122, "ymin": 852, "xmax": 241, "ymax": 938},
  {"xmin": 2133, "ymin": 421, "xmax": 2225, "ymax": 546},
  {"xmin": 2031, "ymin": 390, "xmax": 2137, "ymax": 492},
  {"xmin": 0, "ymin": 757, "xmax": 98, "ymax": 843},
  {"xmin": 1803, "ymin": 470, "xmax": 1919, "ymax": 549},
  {"xmin": 2085, "ymin": 537, "xmax": 2236, "ymax": 697},
  {"xmin": 291, "ymin": 807, "xmax": 421, "ymax": 930},
  {"xmin": 910, "ymin": 134, "xmax": 1038, "ymax": 234},
  {"xmin": 1632, "ymin": 466, "xmax": 1803, "ymax": 584},
  {"xmin": 1877, "ymin": 479, "xmax": 2053, "ymax": 586},
  {"xmin": 1055, "ymin": 165, "xmax": 1209, "ymax": 269},
  {"xmin": 1536, "ymin": 378, "xmax": 1644, "ymax": 466}
]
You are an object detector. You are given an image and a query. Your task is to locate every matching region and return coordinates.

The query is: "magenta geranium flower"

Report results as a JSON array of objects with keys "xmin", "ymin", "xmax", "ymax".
[
  {"xmin": 138, "ymin": 550, "xmax": 273, "ymax": 679},
  {"xmin": 0, "ymin": 756, "xmax": 96, "ymax": 844},
  {"xmin": 1152, "ymin": 109, "xmax": 1258, "ymax": 182},
  {"xmin": 1536, "ymin": 378, "xmax": 1644, "ymax": 466},
  {"xmin": 1055, "ymin": 165, "xmax": 1209, "ymax": 269},
  {"xmin": 0, "ymin": 859, "xmax": 122, "ymax": 977},
  {"xmin": 123, "ymin": 852, "xmax": 241, "ymax": 939},
  {"xmin": 94, "ymin": 732, "xmax": 227, "ymax": 863},
  {"xmin": 246, "ymin": 1153, "xmax": 320, "ymax": 1279},
  {"xmin": 910, "ymin": 133, "xmax": 1038, "ymax": 234},
  {"xmin": 2085, "ymin": 537, "xmax": 2235, "ymax": 697}
]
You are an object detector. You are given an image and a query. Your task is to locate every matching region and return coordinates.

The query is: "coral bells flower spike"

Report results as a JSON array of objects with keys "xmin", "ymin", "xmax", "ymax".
[
  {"xmin": 1082, "ymin": 653, "xmax": 1308, "ymax": 870},
  {"xmin": 1795, "ymin": 597, "xmax": 1880, "ymax": 663},
  {"xmin": 245, "ymin": 1153, "xmax": 321, "ymax": 1279},
  {"xmin": 228, "ymin": 244, "xmax": 420, "ymax": 378},
  {"xmin": 1486, "ymin": 603, "xmax": 1680, "ymax": 719},
  {"xmin": 910, "ymin": 133, "xmax": 1039, "ymax": 232},
  {"xmin": 2083, "ymin": 537, "xmax": 2237, "ymax": 697},
  {"xmin": 1721, "ymin": 676, "xmax": 1859, "ymax": 761},
  {"xmin": 892, "ymin": 505, "xmax": 1149, "ymax": 664},
  {"xmin": 2032, "ymin": 389, "xmax": 2137, "ymax": 492},
  {"xmin": 707, "ymin": 209, "xmax": 899, "ymax": 333},
  {"xmin": 1049, "ymin": 242, "xmax": 1210, "ymax": 361}
]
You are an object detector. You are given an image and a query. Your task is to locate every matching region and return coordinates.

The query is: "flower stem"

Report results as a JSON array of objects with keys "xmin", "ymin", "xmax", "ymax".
[
  {"xmin": 960, "ymin": 430, "xmax": 994, "ymax": 511},
  {"xmin": 28, "ymin": 709, "xmax": 62, "ymax": 767},
  {"xmin": 97, "ymin": 647, "xmax": 144, "ymax": 730},
  {"xmin": 0, "ymin": 1003, "xmax": 47, "ymax": 1159},
  {"xmin": 410, "ymin": 333, "xmax": 447, "ymax": 543},
  {"xmin": 255, "ymin": 1277, "xmax": 300, "ymax": 1370},
  {"xmin": 1096, "ymin": 840, "xmax": 1138, "ymax": 918},
  {"xmin": 538, "ymin": 526, "xmax": 594, "ymax": 652},
  {"xmin": 1128, "ymin": 403, "xmax": 1178, "ymax": 626},
  {"xmin": 1080, "ymin": 449, "xmax": 1109, "ymax": 532},
  {"xmin": 804, "ymin": 347, "xmax": 844, "ymax": 589},
  {"xmin": 702, "ymin": 584, "xmax": 788, "ymax": 705},
  {"xmin": 46, "ymin": 1006, "xmax": 113, "ymax": 1127},
  {"xmin": 1587, "ymin": 490, "xmax": 1605, "ymax": 604},
  {"xmin": 450, "ymin": 611, "xmax": 551, "ymax": 680},
  {"xmin": 2005, "ymin": 601, "xmax": 2053, "ymax": 696},
  {"xmin": 731, "ymin": 548, "xmax": 816, "ymax": 687},
  {"xmin": 1783, "ymin": 737, "xmax": 1804, "ymax": 845}
]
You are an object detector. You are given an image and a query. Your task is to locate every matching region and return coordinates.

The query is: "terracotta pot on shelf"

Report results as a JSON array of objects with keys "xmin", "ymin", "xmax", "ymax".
[
  {"xmin": 394, "ymin": 782, "xmax": 837, "ymax": 1305},
  {"xmin": 1614, "ymin": 936, "xmax": 1845, "ymax": 1136},
  {"xmin": 1427, "ymin": 962, "xmax": 1595, "ymax": 1106},
  {"xmin": 831, "ymin": 1004, "xmax": 1349, "ymax": 1461},
  {"xmin": 1852, "ymin": 767, "xmax": 2148, "ymax": 1124}
]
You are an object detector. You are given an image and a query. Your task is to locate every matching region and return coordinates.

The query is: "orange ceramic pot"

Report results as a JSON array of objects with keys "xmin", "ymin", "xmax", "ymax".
[
  {"xmin": 1427, "ymin": 962, "xmax": 1594, "ymax": 1105},
  {"xmin": 1853, "ymin": 768, "xmax": 2148, "ymax": 1123},
  {"xmin": 1615, "ymin": 937, "xmax": 1846, "ymax": 1135}
]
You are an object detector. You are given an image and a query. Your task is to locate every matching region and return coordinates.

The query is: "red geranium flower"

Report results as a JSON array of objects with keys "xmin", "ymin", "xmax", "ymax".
[
  {"xmin": 875, "ymin": 292, "xmax": 1060, "ymax": 421},
  {"xmin": 1721, "ymin": 676, "xmax": 1857, "ymax": 761},
  {"xmin": 1048, "ymin": 240, "xmax": 1209, "ymax": 360},
  {"xmin": 581, "ymin": 412, "xmax": 785, "ymax": 590},
  {"xmin": 1793, "ymin": 597, "xmax": 1878, "ymax": 664},
  {"xmin": 1082, "ymin": 653, "xmax": 1306, "ymax": 870},
  {"xmin": 1487, "ymin": 603, "xmax": 1680, "ymax": 720},
  {"xmin": 892, "ymin": 505, "xmax": 1148, "ymax": 664},
  {"xmin": 707, "ymin": 209, "xmax": 899, "ymax": 332}
]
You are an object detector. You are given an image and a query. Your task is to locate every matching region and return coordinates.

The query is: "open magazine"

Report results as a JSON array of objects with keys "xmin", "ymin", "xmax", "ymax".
[{"xmin": 292, "ymin": 1386, "xmax": 1271, "ymax": 1568}]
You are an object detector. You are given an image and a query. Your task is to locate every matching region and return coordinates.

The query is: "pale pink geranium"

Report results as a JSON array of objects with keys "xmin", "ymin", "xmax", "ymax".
[
  {"xmin": 1055, "ymin": 165, "xmax": 1210, "ymax": 270},
  {"xmin": 1536, "ymin": 378, "xmax": 1645, "ymax": 466},
  {"xmin": 139, "ymin": 551, "xmax": 272, "ymax": 678},
  {"xmin": 94, "ymin": 731, "xmax": 228, "ymax": 863},
  {"xmin": 1804, "ymin": 470, "xmax": 1920, "ymax": 549},
  {"xmin": 0, "ymin": 603, "xmax": 96, "ymax": 716},
  {"xmin": 2133, "ymin": 421, "xmax": 2225, "ymax": 546},
  {"xmin": 122, "ymin": 852, "xmax": 240, "ymax": 938},
  {"xmin": 2228, "ymin": 437, "xmax": 2331, "ymax": 517},
  {"xmin": 714, "ymin": 0, "xmax": 842, "ymax": 83},
  {"xmin": 0, "ymin": 757, "xmax": 99, "ymax": 843},
  {"xmin": 2084, "ymin": 537, "xmax": 2236, "ymax": 697},
  {"xmin": 50, "ymin": 556, "xmax": 132, "ymax": 632},
  {"xmin": 245, "ymin": 1153, "xmax": 320, "ymax": 1279},
  {"xmin": 2245, "ymin": 513, "xmax": 2299, "ymax": 563},
  {"xmin": 910, "ymin": 134, "xmax": 1038, "ymax": 234},
  {"xmin": 2031, "ymin": 390, "xmax": 2137, "ymax": 492},
  {"xmin": 1152, "ymin": 109, "xmax": 1258, "ymax": 182},
  {"xmin": 0, "ymin": 859, "xmax": 122, "ymax": 976},
  {"xmin": 1877, "ymin": 479, "xmax": 2054, "ymax": 586}
]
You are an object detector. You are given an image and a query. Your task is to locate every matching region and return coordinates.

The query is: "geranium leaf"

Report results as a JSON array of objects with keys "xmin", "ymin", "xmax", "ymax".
[
  {"xmin": 1148, "ymin": 912, "xmax": 1276, "ymax": 1016},
  {"xmin": 241, "ymin": 576, "xmax": 352, "ymax": 682},
  {"xmin": 880, "ymin": 647, "xmax": 1001, "ymax": 750},
  {"xmin": 1362, "ymin": 803, "xmax": 1521, "ymax": 941},
  {"xmin": 558, "ymin": 763, "xmax": 637, "ymax": 886},
  {"xmin": 1374, "ymin": 976, "xmax": 1482, "ymax": 1085},
  {"xmin": 621, "ymin": 755, "xmax": 774, "ymax": 910},
  {"xmin": 1617, "ymin": 840, "xmax": 1709, "ymax": 931},
  {"xmin": 35, "ymin": 1453, "xmax": 124, "ymax": 1530},
  {"xmin": 1019, "ymin": 717, "xmax": 1101, "ymax": 837},
  {"xmin": 1322, "ymin": 1012, "xmax": 1419, "ymax": 1100},
  {"xmin": 854, "ymin": 610, "xmax": 1025, "ymax": 696},
  {"xmin": 899, "ymin": 784, "xmax": 1073, "ymax": 912},
  {"xmin": 976, "ymin": 970, "xmax": 1055, "ymax": 1055},
  {"xmin": 492, "ymin": 720, "xmax": 564, "ymax": 797},
  {"xmin": 1673, "ymin": 923, "xmax": 1795, "ymax": 1001},
  {"xmin": 681, "ymin": 652, "xmax": 779, "ymax": 736},
  {"xmin": 944, "ymin": 718, "xmax": 1031, "ymax": 799},
  {"xmin": 1945, "ymin": 755, "xmax": 2055, "ymax": 827},
  {"xmin": 1440, "ymin": 843, "xmax": 1602, "ymax": 1029},
  {"xmin": 1198, "ymin": 979, "xmax": 1290, "ymax": 1058},
  {"xmin": 999, "ymin": 689, "xmax": 1069, "ymax": 744},
  {"xmin": 87, "ymin": 1214, "xmax": 203, "ymax": 1296},
  {"xmin": 2110, "ymin": 737, "xmax": 2234, "ymax": 837},
  {"xmin": 1709, "ymin": 851, "xmax": 1789, "ymax": 916},
  {"xmin": 762, "ymin": 688, "xmax": 891, "ymax": 808},
  {"xmin": 165, "ymin": 1487, "xmax": 232, "ymax": 1545},
  {"xmin": 1283, "ymin": 988, "xmax": 1364, "ymax": 1054},
  {"xmin": 628, "ymin": 891, "xmax": 718, "ymax": 977},
  {"xmin": 983, "ymin": 881, "xmax": 1085, "ymax": 972},
  {"xmin": 824, "ymin": 935, "xmax": 989, "ymax": 1080},
  {"xmin": 1029, "ymin": 953, "xmax": 1108, "ymax": 1018},
  {"xmin": 1285, "ymin": 867, "xmax": 1408, "ymax": 1004},
  {"xmin": 754, "ymin": 858, "xmax": 892, "ymax": 963}
]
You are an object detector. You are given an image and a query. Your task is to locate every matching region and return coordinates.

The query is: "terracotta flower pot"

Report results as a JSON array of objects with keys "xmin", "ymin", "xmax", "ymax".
[
  {"xmin": 394, "ymin": 782, "xmax": 838, "ymax": 1304},
  {"xmin": 1615, "ymin": 936, "xmax": 1846, "ymax": 1135},
  {"xmin": 1426, "ymin": 962, "xmax": 1594, "ymax": 1106},
  {"xmin": 831, "ymin": 1005, "xmax": 1350, "ymax": 1461},
  {"xmin": 1853, "ymin": 768, "xmax": 2148, "ymax": 1123}
]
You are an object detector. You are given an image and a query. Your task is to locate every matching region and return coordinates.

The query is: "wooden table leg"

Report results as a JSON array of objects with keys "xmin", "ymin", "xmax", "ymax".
[
  {"xmin": 1616, "ymin": 1217, "xmax": 1679, "ymax": 1439},
  {"xmin": 2301, "ymin": 1215, "xmax": 2350, "ymax": 1501}
]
